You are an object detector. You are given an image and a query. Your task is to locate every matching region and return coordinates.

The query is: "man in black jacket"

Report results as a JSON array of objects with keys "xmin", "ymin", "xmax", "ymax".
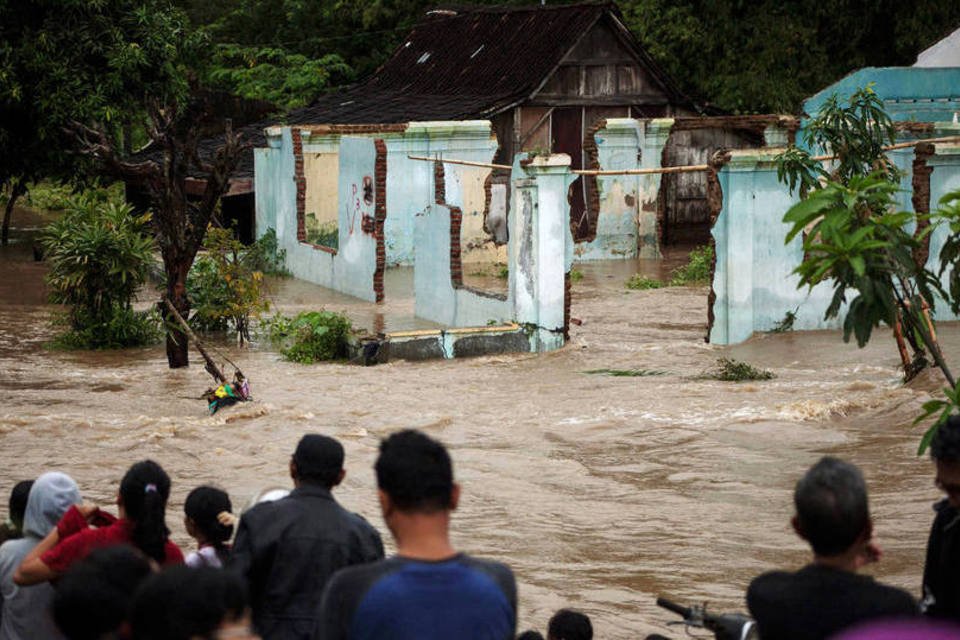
[
  {"xmin": 923, "ymin": 416, "xmax": 960, "ymax": 621},
  {"xmin": 747, "ymin": 456, "xmax": 917, "ymax": 639},
  {"xmin": 230, "ymin": 434, "xmax": 384, "ymax": 640}
]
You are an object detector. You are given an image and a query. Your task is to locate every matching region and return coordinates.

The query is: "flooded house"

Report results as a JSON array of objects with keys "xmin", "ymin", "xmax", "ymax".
[{"xmin": 128, "ymin": 2, "xmax": 768, "ymax": 257}]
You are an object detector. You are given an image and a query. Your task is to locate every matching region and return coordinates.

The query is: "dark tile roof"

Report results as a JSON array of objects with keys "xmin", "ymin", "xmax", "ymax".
[{"xmin": 135, "ymin": 1, "xmax": 689, "ymax": 183}]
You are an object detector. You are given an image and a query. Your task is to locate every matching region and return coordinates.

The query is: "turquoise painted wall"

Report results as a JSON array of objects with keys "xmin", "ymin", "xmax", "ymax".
[
  {"xmin": 710, "ymin": 133, "xmax": 960, "ymax": 345},
  {"xmin": 803, "ymin": 67, "xmax": 960, "ymax": 132}
]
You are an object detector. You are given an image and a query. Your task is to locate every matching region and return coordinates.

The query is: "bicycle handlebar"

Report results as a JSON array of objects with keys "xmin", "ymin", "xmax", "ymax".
[{"xmin": 655, "ymin": 597, "xmax": 692, "ymax": 619}]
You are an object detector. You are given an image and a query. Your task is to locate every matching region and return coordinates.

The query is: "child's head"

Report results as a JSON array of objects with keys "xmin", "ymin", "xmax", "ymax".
[
  {"xmin": 184, "ymin": 485, "xmax": 233, "ymax": 554},
  {"xmin": 119, "ymin": 460, "xmax": 172, "ymax": 563}
]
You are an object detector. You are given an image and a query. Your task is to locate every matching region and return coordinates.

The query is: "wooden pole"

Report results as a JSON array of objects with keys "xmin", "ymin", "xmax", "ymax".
[
  {"xmin": 407, "ymin": 155, "xmax": 512, "ymax": 170},
  {"xmin": 162, "ymin": 298, "xmax": 227, "ymax": 384},
  {"xmin": 811, "ymin": 135, "xmax": 960, "ymax": 162},
  {"xmin": 573, "ymin": 164, "xmax": 709, "ymax": 176}
]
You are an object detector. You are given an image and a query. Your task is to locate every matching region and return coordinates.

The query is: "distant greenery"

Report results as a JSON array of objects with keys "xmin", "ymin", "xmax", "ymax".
[
  {"xmin": 264, "ymin": 310, "xmax": 352, "ymax": 363},
  {"xmin": 626, "ymin": 274, "xmax": 665, "ymax": 290},
  {"xmin": 207, "ymin": 45, "xmax": 353, "ymax": 110},
  {"xmin": 42, "ymin": 195, "xmax": 161, "ymax": 349},
  {"xmin": 700, "ymin": 357, "xmax": 775, "ymax": 382}
]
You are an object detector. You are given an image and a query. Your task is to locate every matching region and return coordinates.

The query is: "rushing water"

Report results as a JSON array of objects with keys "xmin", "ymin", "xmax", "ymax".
[{"xmin": 0, "ymin": 208, "xmax": 952, "ymax": 637}]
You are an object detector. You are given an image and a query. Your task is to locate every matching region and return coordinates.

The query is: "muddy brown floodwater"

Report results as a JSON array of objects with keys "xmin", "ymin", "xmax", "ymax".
[{"xmin": 0, "ymin": 208, "xmax": 954, "ymax": 637}]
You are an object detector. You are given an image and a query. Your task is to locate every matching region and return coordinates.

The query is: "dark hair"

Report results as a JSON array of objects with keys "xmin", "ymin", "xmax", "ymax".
[
  {"xmin": 375, "ymin": 429, "xmax": 454, "ymax": 512},
  {"xmin": 130, "ymin": 565, "xmax": 247, "ymax": 640},
  {"xmin": 547, "ymin": 609, "xmax": 593, "ymax": 640},
  {"xmin": 292, "ymin": 434, "xmax": 345, "ymax": 487},
  {"xmin": 9, "ymin": 480, "xmax": 33, "ymax": 528},
  {"xmin": 184, "ymin": 486, "xmax": 233, "ymax": 564},
  {"xmin": 120, "ymin": 460, "xmax": 172, "ymax": 563},
  {"xmin": 53, "ymin": 545, "xmax": 153, "ymax": 640},
  {"xmin": 794, "ymin": 456, "xmax": 870, "ymax": 556},
  {"xmin": 931, "ymin": 416, "xmax": 960, "ymax": 463},
  {"xmin": 518, "ymin": 631, "xmax": 546, "ymax": 640}
]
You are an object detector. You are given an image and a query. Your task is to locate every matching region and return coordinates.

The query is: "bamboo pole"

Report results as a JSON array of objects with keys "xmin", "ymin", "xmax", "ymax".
[
  {"xmin": 573, "ymin": 164, "xmax": 709, "ymax": 176},
  {"xmin": 810, "ymin": 135, "xmax": 960, "ymax": 162},
  {"xmin": 406, "ymin": 155, "xmax": 512, "ymax": 170},
  {"xmin": 162, "ymin": 298, "xmax": 227, "ymax": 384}
]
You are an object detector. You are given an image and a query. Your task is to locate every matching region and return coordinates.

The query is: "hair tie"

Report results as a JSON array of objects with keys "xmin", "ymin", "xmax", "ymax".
[{"xmin": 144, "ymin": 483, "xmax": 158, "ymax": 494}]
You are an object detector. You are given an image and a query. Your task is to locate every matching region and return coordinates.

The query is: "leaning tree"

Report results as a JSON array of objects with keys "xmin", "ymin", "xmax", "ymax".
[{"xmin": 2, "ymin": 0, "xmax": 249, "ymax": 367}]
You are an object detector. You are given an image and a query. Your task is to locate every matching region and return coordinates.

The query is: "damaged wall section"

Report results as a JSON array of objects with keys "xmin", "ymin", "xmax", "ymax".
[{"xmin": 709, "ymin": 122, "xmax": 960, "ymax": 345}]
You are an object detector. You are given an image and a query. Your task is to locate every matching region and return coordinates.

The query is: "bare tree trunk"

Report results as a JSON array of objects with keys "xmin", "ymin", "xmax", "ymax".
[
  {"xmin": 164, "ymin": 258, "xmax": 191, "ymax": 368},
  {"xmin": 2, "ymin": 180, "xmax": 26, "ymax": 246}
]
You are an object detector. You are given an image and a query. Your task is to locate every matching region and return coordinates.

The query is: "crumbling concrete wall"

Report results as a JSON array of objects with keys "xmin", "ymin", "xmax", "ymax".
[
  {"xmin": 709, "ymin": 123, "xmax": 960, "ymax": 345},
  {"xmin": 574, "ymin": 118, "xmax": 671, "ymax": 261}
]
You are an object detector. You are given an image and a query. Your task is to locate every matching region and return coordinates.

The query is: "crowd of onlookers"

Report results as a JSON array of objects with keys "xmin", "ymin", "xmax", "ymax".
[{"xmin": 3, "ymin": 417, "xmax": 960, "ymax": 639}]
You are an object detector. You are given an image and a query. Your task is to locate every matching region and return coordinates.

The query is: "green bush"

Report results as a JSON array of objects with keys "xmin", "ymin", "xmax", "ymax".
[
  {"xmin": 305, "ymin": 222, "xmax": 339, "ymax": 250},
  {"xmin": 42, "ymin": 194, "xmax": 159, "ymax": 349},
  {"xmin": 265, "ymin": 311, "xmax": 352, "ymax": 363},
  {"xmin": 669, "ymin": 244, "xmax": 714, "ymax": 286}
]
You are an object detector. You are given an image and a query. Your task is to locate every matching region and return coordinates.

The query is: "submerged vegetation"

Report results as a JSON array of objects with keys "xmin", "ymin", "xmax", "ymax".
[
  {"xmin": 584, "ymin": 368, "xmax": 666, "ymax": 377},
  {"xmin": 264, "ymin": 311, "xmax": 352, "ymax": 363},
  {"xmin": 625, "ymin": 244, "xmax": 715, "ymax": 290},
  {"xmin": 626, "ymin": 275, "xmax": 666, "ymax": 290},
  {"xmin": 700, "ymin": 358, "xmax": 776, "ymax": 382}
]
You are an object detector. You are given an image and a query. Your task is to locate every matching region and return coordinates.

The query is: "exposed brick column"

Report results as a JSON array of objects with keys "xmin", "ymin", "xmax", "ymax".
[
  {"xmin": 292, "ymin": 129, "xmax": 306, "ymax": 243},
  {"xmin": 575, "ymin": 118, "xmax": 607, "ymax": 243},
  {"xmin": 373, "ymin": 139, "xmax": 388, "ymax": 303},
  {"xmin": 563, "ymin": 271, "xmax": 572, "ymax": 340},
  {"xmin": 449, "ymin": 206, "xmax": 464, "ymax": 288},
  {"xmin": 705, "ymin": 150, "xmax": 731, "ymax": 343},
  {"xmin": 433, "ymin": 160, "xmax": 446, "ymax": 204},
  {"xmin": 912, "ymin": 142, "xmax": 935, "ymax": 270}
]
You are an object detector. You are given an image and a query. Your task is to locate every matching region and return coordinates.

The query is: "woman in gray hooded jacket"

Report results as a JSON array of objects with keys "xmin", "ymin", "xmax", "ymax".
[{"xmin": 0, "ymin": 472, "xmax": 80, "ymax": 640}]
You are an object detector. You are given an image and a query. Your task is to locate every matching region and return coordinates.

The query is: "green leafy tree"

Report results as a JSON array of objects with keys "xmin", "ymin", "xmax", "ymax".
[
  {"xmin": 207, "ymin": 46, "xmax": 353, "ymax": 109},
  {"xmin": 1, "ymin": 0, "xmax": 250, "ymax": 368},
  {"xmin": 41, "ymin": 194, "xmax": 160, "ymax": 348},
  {"xmin": 778, "ymin": 88, "xmax": 960, "ymax": 452}
]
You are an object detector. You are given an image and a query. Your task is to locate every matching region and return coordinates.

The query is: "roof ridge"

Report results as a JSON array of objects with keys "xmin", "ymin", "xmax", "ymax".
[{"xmin": 423, "ymin": 1, "xmax": 612, "ymax": 16}]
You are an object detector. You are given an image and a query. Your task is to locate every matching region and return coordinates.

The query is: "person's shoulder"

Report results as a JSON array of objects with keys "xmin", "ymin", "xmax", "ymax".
[
  {"xmin": 747, "ymin": 570, "xmax": 796, "ymax": 607},
  {"xmin": 458, "ymin": 554, "xmax": 516, "ymax": 593},
  {"xmin": 164, "ymin": 540, "xmax": 185, "ymax": 564},
  {"xmin": 328, "ymin": 557, "xmax": 403, "ymax": 594},
  {"xmin": 868, "ymin": 580, "xmax": 918, "ymax": 613}
]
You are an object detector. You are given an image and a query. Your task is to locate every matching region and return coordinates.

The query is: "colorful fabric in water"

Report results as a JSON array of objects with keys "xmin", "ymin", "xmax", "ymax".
[{"xmin": 205, "ymin": 377, "xmax": 251, "ymax": 414}]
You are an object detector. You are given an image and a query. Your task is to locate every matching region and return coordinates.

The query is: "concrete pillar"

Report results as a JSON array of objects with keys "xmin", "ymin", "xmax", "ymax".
[
  {"xmin": 640, "ymin": 118, "xmax": 673, "ymax": 257},
  {"xmin": 511, "ymin": 154, "xmax": 573, "ymax": 351}
]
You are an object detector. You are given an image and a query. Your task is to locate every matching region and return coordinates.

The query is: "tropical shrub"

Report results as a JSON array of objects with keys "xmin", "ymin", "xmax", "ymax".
[{"xmin": 42, "ymin": 195, "xmax": 160, "ymax": 348}]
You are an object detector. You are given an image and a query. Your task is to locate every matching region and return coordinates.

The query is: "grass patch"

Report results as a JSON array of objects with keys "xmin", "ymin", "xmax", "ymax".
[
  {"xmin": 626, "ymin": 274, "xmax": 666, "ymax": 290},
  {"xmin": 584, "ymin": 368, "xmax": 667, "ymax": 377},
  {"xmin": 569, "ymin": 268, "xmax": 584, "ymax": 282},
  {"xmin": 699, "ymin": 357, "xmax": 775, "ymax": 381}
]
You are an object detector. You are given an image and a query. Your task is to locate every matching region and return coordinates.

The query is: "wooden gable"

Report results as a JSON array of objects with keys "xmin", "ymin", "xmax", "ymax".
[{"xmin": 531, "ymin": 17, "xmax": 672, "ymax": 106}]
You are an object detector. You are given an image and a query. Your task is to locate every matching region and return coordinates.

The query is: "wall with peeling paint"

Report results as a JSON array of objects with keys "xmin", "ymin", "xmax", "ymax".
[
  {"xmin": 710, "ymin": 125, "xmax": 960, "ymax": 345},
  {"xmin": 574, "ymin": 117, "xmax": 672, "ymax": 261}
]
